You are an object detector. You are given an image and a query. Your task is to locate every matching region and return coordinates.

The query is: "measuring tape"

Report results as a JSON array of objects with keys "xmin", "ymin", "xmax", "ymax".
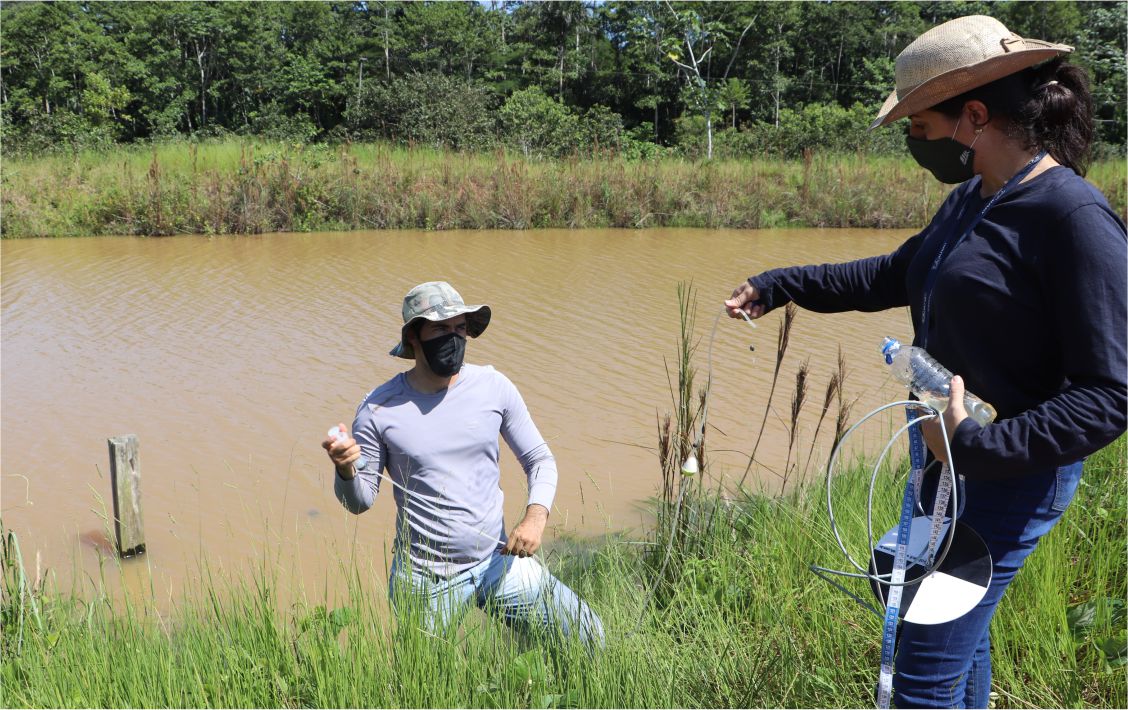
[{"xmin": 875, "ymin": 408, "xmax": 928, "ymax": 708}]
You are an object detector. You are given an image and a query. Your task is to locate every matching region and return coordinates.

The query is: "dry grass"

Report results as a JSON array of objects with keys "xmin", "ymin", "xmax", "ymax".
[{"xmin": 5, "ymin": 140, "xmax": 1122, "ymax": 237}]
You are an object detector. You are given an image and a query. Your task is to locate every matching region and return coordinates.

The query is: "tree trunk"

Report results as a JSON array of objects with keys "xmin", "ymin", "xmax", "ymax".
[
  {"xmin": 834, "ymin": 34, "xmax": 844, "ymax": 99},
  {"xmin": 774, "ymin": 20, "xmax": 785, "ymax": 128},
  {"xmin": 558, "ymin": 46, "xmax": 565, "ymax": 99},
  {"xmin": 384, "ymin": 2, "xmax": 391, "ymax": 80},
  {"xmin": 196, "ymin": 44, "xmax": 207, "ymax": 128},
  {"xmin": 500, "ymin": 3, "xmax": 506, "ymax": 45},
  {"xmin": 773, "ymin": 47, "xmax": 781, "ymax": 127},
  {"xmin": 706, "ymin": 110, "xmax": 713, "ymax": 160}
]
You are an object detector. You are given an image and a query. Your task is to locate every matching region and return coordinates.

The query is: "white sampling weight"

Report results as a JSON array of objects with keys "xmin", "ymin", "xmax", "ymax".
[{"xmin": 881, "ymin": 337, "xmax": 997, "ymax": 426}]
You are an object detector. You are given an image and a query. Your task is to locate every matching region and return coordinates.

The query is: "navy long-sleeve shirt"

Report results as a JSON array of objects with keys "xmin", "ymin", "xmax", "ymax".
[{"xmin": 747, "ymin": 166, "xmax": 1127, "ymax": 479}]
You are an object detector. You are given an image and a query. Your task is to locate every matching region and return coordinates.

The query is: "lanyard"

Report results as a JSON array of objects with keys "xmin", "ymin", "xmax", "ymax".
[{"xmin": 919, "ymin": 152, "xmax": 1046, "ymax": 349}]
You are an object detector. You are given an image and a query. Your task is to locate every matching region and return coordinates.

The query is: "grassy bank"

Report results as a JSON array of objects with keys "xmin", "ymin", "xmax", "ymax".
[
  {"xmin": 2, "ymin": 140, "xmax": 1125, "ymax": 237},
  {"xmin": 2, "ymin": 435, "xmax": 1123, "ymax": 708},
  {"xmin": 3, "ymin": 289, "xmax": 1124, "ymax": 707}
]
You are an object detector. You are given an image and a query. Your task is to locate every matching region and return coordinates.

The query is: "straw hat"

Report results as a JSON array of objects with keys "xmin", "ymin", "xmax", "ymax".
[{"xmin": 871, "ymin": 15, "xmax": 1072, "ymax": 129}]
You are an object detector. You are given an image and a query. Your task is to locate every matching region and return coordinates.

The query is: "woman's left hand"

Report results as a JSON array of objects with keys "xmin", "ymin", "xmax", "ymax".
[{"xmin": 921, "ymin": 375, "xmax": 969, "ymax": 465}]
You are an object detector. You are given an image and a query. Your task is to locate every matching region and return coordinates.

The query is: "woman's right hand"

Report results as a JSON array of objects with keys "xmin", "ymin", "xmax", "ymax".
[
  {"xmin": 322, "ymin": 422, "xmax": 362, "ymax": 479},
  {"xmin": 725, "ymin": 281, "xmax": 766, "ymax": 319}
]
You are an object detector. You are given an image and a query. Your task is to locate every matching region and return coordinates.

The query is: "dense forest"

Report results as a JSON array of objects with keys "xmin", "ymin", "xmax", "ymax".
[{"xmin": 1, "ymin": 1, "xmax": 1124, "ymax": 158}]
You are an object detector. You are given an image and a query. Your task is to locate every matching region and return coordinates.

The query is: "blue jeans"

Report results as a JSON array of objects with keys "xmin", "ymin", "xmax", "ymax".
[
  {"xmin": 389, "ymin": 551, "xmax": 605, "ymax": 651},
  {"xmin": 893, "ymin": 461, "xmax": 1084, "ymax": 708}
]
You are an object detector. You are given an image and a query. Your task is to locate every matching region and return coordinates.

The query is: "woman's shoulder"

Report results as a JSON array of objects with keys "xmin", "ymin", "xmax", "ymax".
[
  {"xmin": 1019, "ymin": 169, "xmax": 1127, "ymax": 265},
  {"xmin": 1024, "ymin": 167, "xmax": 1117, "ymax": 218}
]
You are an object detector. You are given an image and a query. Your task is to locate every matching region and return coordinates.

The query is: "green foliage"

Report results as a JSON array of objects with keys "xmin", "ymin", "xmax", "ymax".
[
  {"xmin": 80, "ymin": 72, "xmax": 131, "ymax": 135},
  {"xmin": 682, "ymin": 103, "xmax": 905, "ymax": 159},
  {"xmin": 0, "ymin": 1, "xmax": 1121, "ymax": 155},
  {"xmin": 673, "ymin": 113, "xmax": 708, "ymax": 152},
  {"xmin": 1074, "ymin": 2, "xmax": 1128, "ymax": 148},
  {"xmin": 717, "ymin": 78, "xmax": 752, "ymax": 129},
  {"xmin": 578, "ymin": 105, "xmax": 624, "ymax": 154},
  {"xmin": 250, "ymin": 101, "xmax": 319, "ymax": 144},
  {"xmin": 346, "ymin": 72, "xmax": 497, "ymax": 151},
  {"xmin": 499, "ymin": 87, "xmax": 580, "ymax": 158},
  {"xmin": 2, "ymin": 110, "xmax": 116, "ymax": 154}
]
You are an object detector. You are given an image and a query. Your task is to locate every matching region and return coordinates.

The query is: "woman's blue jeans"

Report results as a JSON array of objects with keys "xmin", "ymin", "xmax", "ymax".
[
  {"xmin": 389, "ymin": 550, "xmax": 605, "ymax": 651},
  {"xmin": 892, "ymin": 461, "xmax": 1084, "ymax": 708}
]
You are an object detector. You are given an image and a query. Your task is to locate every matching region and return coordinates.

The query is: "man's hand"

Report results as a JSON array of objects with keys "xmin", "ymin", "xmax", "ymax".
[
  {"xmin": 502, "ymin": 504, "xmax": 549, "ymax": 558},
  {"xmin": 724, "ymin": 281, "xmax": 766, "ymax": 319},
  {"xmin": 322, "ymin": 421, "xmax": 363, "ymax": 480},
  {"xmin": 921, "ymin": 375, "xmax": 969, "ymax": 465}
]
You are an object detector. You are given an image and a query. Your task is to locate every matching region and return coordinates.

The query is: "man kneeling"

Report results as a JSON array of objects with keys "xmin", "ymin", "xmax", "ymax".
[{"xmin": 323, "ymin": 281, "xmax": 604, "ymax": 649}]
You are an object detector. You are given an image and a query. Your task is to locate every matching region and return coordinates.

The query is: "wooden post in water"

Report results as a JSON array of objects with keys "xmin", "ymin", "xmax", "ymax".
[{"xmin": 108, "ymin": 435, "xmax": 146, "ymax": 558}]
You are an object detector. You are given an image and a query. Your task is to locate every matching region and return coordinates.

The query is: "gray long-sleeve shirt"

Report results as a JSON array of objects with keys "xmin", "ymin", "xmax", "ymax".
[{"xmin": 334, "ymin": 363, "xmax": 558, "ymax": 577}]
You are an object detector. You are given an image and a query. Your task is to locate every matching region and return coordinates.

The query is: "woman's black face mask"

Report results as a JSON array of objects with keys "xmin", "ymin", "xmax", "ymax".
[
  {"xmin": 905, "ymin": 116, "xmax": 982, "ymax": 184},
  {"xmin": 420, "ymin": 331, "xmax": 466, "ymax": 377}
]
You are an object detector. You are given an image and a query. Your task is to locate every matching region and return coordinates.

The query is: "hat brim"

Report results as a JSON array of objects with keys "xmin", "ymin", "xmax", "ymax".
[
  {"xmin": 389, "ymin": 304, "xmax": 491, "ymax": 359},
  {"xmin": 869, "ymin": 44, "xmax": 1071, "ymax": 130}
]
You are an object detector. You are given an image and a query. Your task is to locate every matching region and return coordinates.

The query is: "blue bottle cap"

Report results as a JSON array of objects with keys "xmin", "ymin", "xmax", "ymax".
[{"xmin": 881, "ymin": 337, "xmax": 901, "ymax": 365}]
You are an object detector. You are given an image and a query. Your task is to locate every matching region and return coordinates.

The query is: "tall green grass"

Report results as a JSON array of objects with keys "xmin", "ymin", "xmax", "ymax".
[
  {"xmin": 3, "ymin": 140, "xmax": 1125, "ymax": 237},
  {"xmin": 2, "ymin": 289, "xmax": 1124, "ymax": 707},
  {"xmin": 2, "ymin": 435, "xmax": 1123, "ymax": 708}
]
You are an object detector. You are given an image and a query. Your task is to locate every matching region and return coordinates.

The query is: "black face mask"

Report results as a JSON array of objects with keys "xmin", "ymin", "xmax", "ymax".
[
  {"xmin": 420, "ymin": 331, "xmax": 466, "ymax": 377},
  {"xmin": 905, "ymin": 117, "xmax": 982, "ymax": 184}
]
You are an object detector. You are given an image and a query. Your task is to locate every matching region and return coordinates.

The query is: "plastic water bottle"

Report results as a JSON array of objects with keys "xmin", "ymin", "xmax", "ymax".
[
  {"xmin": 881, "ymin": 337, "xmax": 997, "ymax": 426},
  {"xmin": 328, "ymin": 426, "xmax": 368, "ymax": 471}
]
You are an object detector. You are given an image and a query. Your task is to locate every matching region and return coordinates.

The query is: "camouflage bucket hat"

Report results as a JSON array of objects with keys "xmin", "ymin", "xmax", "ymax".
[{"xmin": 390, "ymin": 281, "xmax": 491, "ymax": 359}]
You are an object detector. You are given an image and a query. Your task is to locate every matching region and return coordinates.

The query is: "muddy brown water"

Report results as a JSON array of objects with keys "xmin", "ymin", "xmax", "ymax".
[{"xmin": 2, "ymin": 228, "xmax": 915, "ymax": 604}]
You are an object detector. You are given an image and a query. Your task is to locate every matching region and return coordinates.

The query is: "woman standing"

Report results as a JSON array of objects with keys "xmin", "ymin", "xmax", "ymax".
[{"xmin": 725, "ymin": 15, "xmax": 1126, "ymax": 709}]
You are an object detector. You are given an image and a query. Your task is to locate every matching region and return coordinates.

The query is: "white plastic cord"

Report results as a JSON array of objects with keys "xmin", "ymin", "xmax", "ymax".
[
  {"xmin": 349, "ymin": 465, "xmax": 525, "ymax": 552},
  {"xmin": 631, "ymin": 305, "xmax": 756, "ymax": 635},
  {"xmin": 338, "ymin": 306, "xmax": 755, "ymax": 635},
  {"xmin": 810, "ymin": 399, "xmax": 960, "ymax": 590},
  {"xmin": 331, "ymin": 423, "xmax": 518, "ymax": 551},
  {"xmin": 695, "ymin": 307, "xmax": 756, "ymax": 454}
]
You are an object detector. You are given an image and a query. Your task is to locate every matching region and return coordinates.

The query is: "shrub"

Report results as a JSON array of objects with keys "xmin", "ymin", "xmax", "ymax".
[
  {"xmin": 678, "ymin": 102, "xmax": 906, "ymax": 159},
  {"xmin": 0, "ymin": 109, "xmax": 116, "ymax": 155},
  {"xmin": 499, "ymin": 87, "xmax": 580, "ymax": 158},
  {"xmin": 578, "ymin": 104, "xmax": 624, "ymax": 155},
  {"xmin": 250, "ymin": 101, "xmax": 319, "ymax": 144},
  {"xmin": 345, "ymin": 72, "xmax": 497, "ymax": 151}
]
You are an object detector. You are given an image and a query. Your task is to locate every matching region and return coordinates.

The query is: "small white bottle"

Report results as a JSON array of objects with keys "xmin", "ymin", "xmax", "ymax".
[
  {"xmin": 881, "ymin": 337, "xmax": 997, "ymax": 427},
  {"xmin": 328, "ymin": 426, "xmax": 368, "ymax": 471}
]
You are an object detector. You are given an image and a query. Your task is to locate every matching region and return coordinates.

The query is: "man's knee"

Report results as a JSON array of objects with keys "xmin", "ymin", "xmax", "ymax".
[{"xmin": 496, "ymin": 559, "xmax": 605, "ymax": 650}]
